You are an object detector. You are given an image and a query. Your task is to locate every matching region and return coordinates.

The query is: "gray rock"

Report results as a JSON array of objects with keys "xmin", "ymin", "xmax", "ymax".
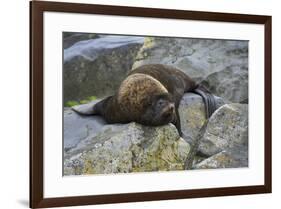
[
  {"xmin": 201, "ymin": 65, "xmax": 248, "ymax": 103},
  {"xmin": 64, "ymin": 122, "xmax": 190, "ymax": 175},
  {"xmin": 132, "ymin": 37, "xmax": 248, "ymax": 102},
  {"xmin": 63, "ymin": 35, "xmax": 144, "ymax": 103},
  {"xmin": 63, "ymin": 32, "xmax": 100, "ymax": 49},
  {"xmin": 179, "ymin": 93, "xmax": 224, "ymax": 144},
  {"xmin": 194, "ymin": 145, "xmax": 248, "ymax": 169},
  {"xmin": 196, "ymin": 103, "xmax": 248, "ymax": 168},
  {"xmin": 198, "ymin": 103, "xmax": 248, "ymax": 155},
  {"xmin": 64, "ymin": 108, "xmax": 106, "ymax": 150}
]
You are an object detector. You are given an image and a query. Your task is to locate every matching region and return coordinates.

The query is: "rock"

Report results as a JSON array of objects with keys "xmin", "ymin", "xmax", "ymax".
[
  {"xmin": 64, "ymin": 122, "xmax": 190, "ymax": 175},
  {"xmin": 194, "ymin": 144, "xmax": 248, "ymax": 169},
  {"xmin": 64, "ymin": 108, "xmax": 106, "ymax": 151},
  {"xmin": 201, "ymin": 65, "xmax": 248, "ymax": 103},
  {"xmin": 198, "ymin": 103, "xmax": 248, "ymax": 156},
  {"xmin": 195, "ymin": 103, "xmax": 248, "ymax": 168},
  {"xmin": 63, "ymin": 35, "xmax": 144, "ymax": 103},
  {"xmin": 179, "ymin": 93, "xmax": 224, "ymax": 144},
  {"xmin": 132, "ymin": 37, "xmax": 248, "ymax": 102},
  {"xmin": 63, "ymin": 32, "xmax": 100, "ymax": 49}
]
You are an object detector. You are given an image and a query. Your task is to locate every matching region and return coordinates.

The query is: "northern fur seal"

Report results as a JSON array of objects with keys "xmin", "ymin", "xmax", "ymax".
[{"xmin": 73, "ymin": 64, "xmax": 217, "ymax": 136}]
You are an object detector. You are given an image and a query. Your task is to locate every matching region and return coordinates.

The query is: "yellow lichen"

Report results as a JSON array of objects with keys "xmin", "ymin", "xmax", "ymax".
[
  {"xmin": 142, "ymin": 37, "xmax": 155, "ymax": 49},
  {"xmin": 82, "ymin": 159, "xmax": 95, "ymax": 174}
]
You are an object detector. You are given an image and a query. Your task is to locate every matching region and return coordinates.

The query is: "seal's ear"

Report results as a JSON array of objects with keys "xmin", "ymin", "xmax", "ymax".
[{"xmin": 71, "ymin": 100, "xmax": 100, "ymax": 115}]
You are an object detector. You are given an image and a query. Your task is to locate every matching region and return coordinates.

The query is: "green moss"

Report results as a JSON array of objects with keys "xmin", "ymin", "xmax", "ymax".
[
  {"xmin": 79, "ymin": 96, "xmax": 97, "ymax": 104},
  {"xmin": 79, "ymin": 100, "xmax": 90, "ymax": 104},
  {"xmin": 65, "ymin": 96, "xmax": 97, "ymax": 107},
  {"xmin": 87, "ymin": 96, "xmax": 97, "ymax": 101},
  {"xmin": 65, "ymin": 101, "xmax": 79, "ymax": 107}
]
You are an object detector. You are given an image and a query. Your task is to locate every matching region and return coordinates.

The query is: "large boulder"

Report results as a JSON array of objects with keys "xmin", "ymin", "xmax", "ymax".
[
  {"xmin": 132, "ymin": 37, "xmax": 248, "ymax": 103},
  {"xmin": 201, "ymin": 66, "xmax": 248, "ymax": 103},
  {"xmin": 64, "ymin": 122, "xmax": 190, "ymax": 175},
  {"xmin": 63, "ymin": 36, "xmax": 144, "ymax": 104},
  {"xmin": 198, "ymin": 103, "xmax": 248, "ymax": 156},
  {"xmin": 195, "ymin": 103, "xmax": 248, "ymax": 169}
]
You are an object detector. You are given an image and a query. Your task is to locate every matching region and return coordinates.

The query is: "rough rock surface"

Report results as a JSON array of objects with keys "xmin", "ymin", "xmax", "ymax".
[
  {"xmin": 132, "ymin": 37, "xmax": 248, "ymax": 103},
  {"xmin": 194, "ymin": 146, "xmax": 248, "ymax": 169},
  {"xmin": 63, "ymin": 36, "xmax": 144, "ymax": 103},
  {"xmin": 64, "ymin": 123, "xmax": 190, "ymax": 175},
  {"xmin": 179, "ymin": 93, "xmax": 224, "ymax": 144},
  {"xmin": 198, "ymin": 104, "xmax": 248, "ymax": 155},
  {"xmin": 201, "ymin": 66, "xmax": 248, "ymax": 103},
  {"xmin": 195, "ymin": 103, "xmax": 248, "ymax": 169},
  {"xmin": 63, "ymin": 93, "xmax": 240, "ymax": 175},
  {"xmin": 63, "ymin": 32, "xmax": 100, "ymax": 49},
  {"xmin": 64, "ymin": 107, "xmax": 106, "ymax": 151}
]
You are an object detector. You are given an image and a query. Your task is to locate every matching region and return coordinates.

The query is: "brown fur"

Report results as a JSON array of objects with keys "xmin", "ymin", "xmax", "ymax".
[
  {"xmin": 128, "ymin": 64, "xmax": 197, "ymax": 107},
  {"xmin": 93, "ymin": 72, "xmax": 173, "ymax": 124},
  {"xmin": 88, "ymin": 64, "xmax": 216, "ymax": 136}
]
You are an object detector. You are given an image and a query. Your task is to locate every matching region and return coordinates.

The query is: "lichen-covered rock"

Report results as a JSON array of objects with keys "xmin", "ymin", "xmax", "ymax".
[
  {"xmin": 194, "ymin": 103, "xmax": 248, "ymax": 168},
  {"xmin": 194, "ymin": 144, "xmax": 248, "ymax": 169},
  {"xmin": 63, "ymin": 36, "xmax": 144, "ymax": 103},
  {"xmin": 64, "ymin": 122, "xmax": 190, "ymax": 175},
  {"xmin": 132, "ymin": 37, "xmax": 248, "ymax": 103},
  {"xmin": 179, "ymin": 93, "xmax": 224, "ymax": 144},
  {"xmin": 198, "ymin": 103, "xmax": 248, "ymax": 156}
]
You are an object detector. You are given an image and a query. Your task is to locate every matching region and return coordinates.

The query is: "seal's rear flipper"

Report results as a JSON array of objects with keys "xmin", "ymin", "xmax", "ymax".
[
  {"xmin": 193, "ymin": 85, "xmax": 217, "ymax": 118},
  {"xmin": 71, "ymin": 100, "xmax": 100, "ymax": 115}
]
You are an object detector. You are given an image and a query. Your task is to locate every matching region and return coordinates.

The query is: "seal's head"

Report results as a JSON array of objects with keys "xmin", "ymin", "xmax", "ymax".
[{"xmin": 141, "ymin": 94, "xmax": 176, "ymax": 126}]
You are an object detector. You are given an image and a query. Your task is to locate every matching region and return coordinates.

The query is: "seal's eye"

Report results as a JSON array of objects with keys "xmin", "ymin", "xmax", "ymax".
[
  {"xmin": 158, "ymin": 100, "xmax": 164, "ymax": 106},
  {"xmin": 157, "ymin": 99, "xmax": 166, "ymax": 108},
  {"xmin": 147, "ymin": 101, "xmax": 153, "ymax": 106}
]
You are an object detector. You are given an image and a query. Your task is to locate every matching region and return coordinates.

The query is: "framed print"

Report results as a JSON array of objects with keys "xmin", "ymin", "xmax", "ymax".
[{"xmin": 30, "ymin": 0, "xmax": 272, "ymax": 208}]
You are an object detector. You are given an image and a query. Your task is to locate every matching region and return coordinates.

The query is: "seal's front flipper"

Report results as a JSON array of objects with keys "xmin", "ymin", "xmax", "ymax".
[{"xmin": 71, "ymin": 100, "xmax": 101, "ymax": 115}]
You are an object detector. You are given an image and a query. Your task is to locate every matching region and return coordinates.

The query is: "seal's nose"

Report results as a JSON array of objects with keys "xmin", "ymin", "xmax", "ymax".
[
  {"xmin": 162, "ymin": 103, "xmax": 175, "ymax": 119},
  {"xmin": 169, "ymin": 103, "xmax": 175, "ymax": 112}
]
